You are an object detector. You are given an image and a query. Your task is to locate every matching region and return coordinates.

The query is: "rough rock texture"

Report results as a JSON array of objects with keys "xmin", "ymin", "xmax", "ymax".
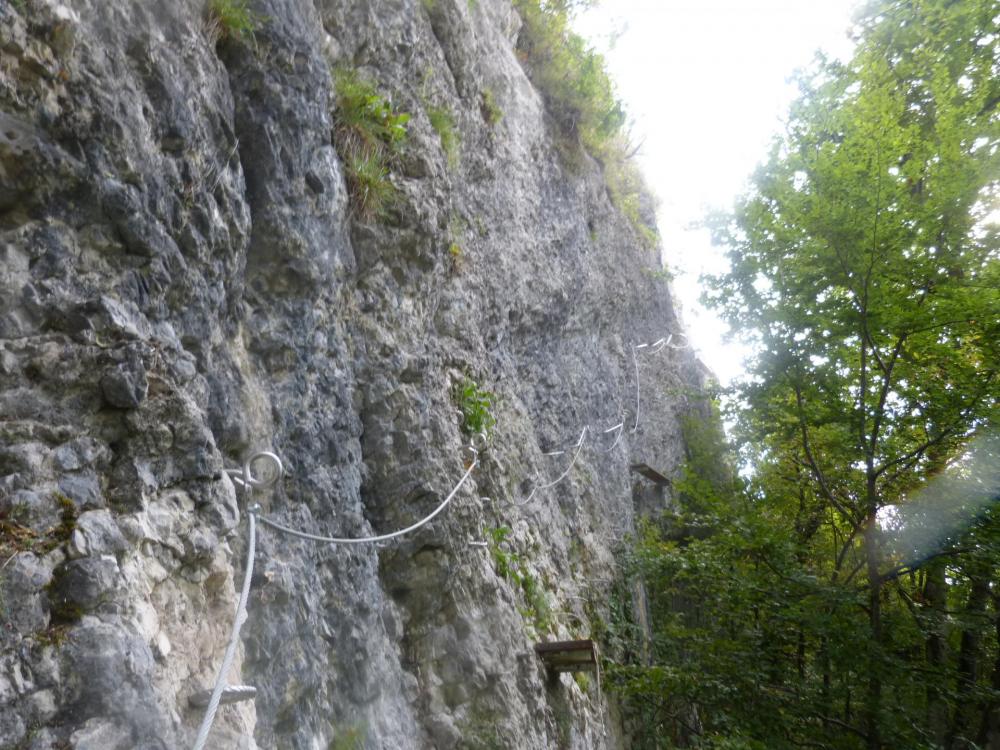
[{"xmin": 0, "ymin": 0, "xmax": 709, "ymax": 747}]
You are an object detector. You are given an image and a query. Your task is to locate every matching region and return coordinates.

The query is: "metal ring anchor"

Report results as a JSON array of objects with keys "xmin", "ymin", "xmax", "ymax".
[
  {"xmin": 469, "ymin": 432, "xmax": 488, "ymax": 454},
  {"xmin": 242, "ymin": 451, "xmax": 284, "ymax": 490},
  {"xmin": 669, "ymin": 332, "xmax": 691, "ymax": 349},
  {"xmin": 461, "ymin": 444, "xmax": 479, "ymax": 466}
]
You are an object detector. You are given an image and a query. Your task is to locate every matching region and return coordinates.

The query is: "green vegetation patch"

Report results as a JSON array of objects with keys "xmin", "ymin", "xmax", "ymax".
[
  {"xmin": 611, "ymin": 1, "xmax": 1000, "ymax": 747},
  {"xmin": 0, "ymin": 493, "xmax": 77, "ymax": 560},
  {"xmin": 454, "ymin": 377, "xmax": 496, "ymax": 437},
  {"xmin": 486, "ymin": 525, "xmax": 553, "ymax": 635},
  {"xmin": 427, "ymin": 104, "xmax": 460, "ymax": 168},
  {"xmin": 333, "ymin": 68, "xmax": 410, "ymax": 220},
  {"xmin": 207, "ymin": 0, "xmax": 262, "ymax": 43},
  {"xmin": 328, "ymin": 723, "xmax": 365, "ymax": 750},
  {"xmin": 511, "ymin": 0, "xmax": 658, "ymax": 248},
  {"xmin": 512, "ymin": 0, "xmax": 622, "ymax": 155},
  {"xmin": 480, "ymin": 88, "xmax": 503, "ymax": 126}
]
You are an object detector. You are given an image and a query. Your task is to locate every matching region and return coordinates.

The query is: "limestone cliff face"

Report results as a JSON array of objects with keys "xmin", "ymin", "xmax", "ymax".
[{"xmin": 0, "ymin": 1, "xmax": 706, "ymax": 748}]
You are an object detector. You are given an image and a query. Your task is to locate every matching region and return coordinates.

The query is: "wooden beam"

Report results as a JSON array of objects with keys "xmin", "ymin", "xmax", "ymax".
[
  {"xmin": 630, "ymin": 463, "xmax": 671, "ymax": 486},
  {"xmin": 534, "ymin": 639, "xmax": 599, "ymax": 673}
]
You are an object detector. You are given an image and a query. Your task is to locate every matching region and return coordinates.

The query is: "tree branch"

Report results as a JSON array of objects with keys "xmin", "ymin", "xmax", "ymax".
[
  {"xmin": 814, "ymin": 714, "xmax": 870, "ymax": 742},
  {"xmin": 879, "ymin": 547, "xmax": 973, "ymax": 583},
  {"xmin": 867, "ymin": 334, "xmax": 907, "ymax": 459},
  {"xmin": 792, "ymin": 381, "xmax": 863, "ymax": 531},
  {"xmin": 876, "ymin": 370, "xmax": 996, "ymax": 483},
  {"xmin": 874, "ymin": 427, "xmax": 956, "ymax": 482}
]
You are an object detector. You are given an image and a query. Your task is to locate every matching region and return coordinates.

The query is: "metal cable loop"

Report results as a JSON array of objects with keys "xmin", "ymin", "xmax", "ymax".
[
  {"xmin": 668, "ymin": 332, "xmax": 690, "ymax": 349},
  {"xmin": 226, "ymin": 451, "xmax": 284, "ymax": 490},
  {"xmin": 469, "ymin": 432, "xmax": 489, "ymax": 454}
]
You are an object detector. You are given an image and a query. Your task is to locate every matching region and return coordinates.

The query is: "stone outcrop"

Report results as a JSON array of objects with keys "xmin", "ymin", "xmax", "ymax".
[{"xmin": 0, "ymin": 0, "xmax": 707, "ymax": 747}]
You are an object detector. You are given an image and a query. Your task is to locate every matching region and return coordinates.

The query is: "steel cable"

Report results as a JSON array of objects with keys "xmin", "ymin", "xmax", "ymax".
[{"xmin": 191, "ymin": 512, "xmax": 256, "ymax": 750}]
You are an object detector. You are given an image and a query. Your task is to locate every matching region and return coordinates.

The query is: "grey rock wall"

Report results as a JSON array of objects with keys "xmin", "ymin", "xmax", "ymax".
[{"xmin": 0, "ymin": 0, "xmax": 708, "ymax": 747}]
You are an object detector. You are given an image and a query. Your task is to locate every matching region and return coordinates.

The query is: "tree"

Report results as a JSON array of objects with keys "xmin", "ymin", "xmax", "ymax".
[{"xmin": 611, "ymin": 1, "xmax": 1000, "ymax": 748}]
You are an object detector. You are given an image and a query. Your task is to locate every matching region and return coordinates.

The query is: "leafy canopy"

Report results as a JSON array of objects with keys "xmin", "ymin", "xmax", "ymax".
[{"xmin": 610, "ymin": 1, "xmax": 1000, "ymax": 748}]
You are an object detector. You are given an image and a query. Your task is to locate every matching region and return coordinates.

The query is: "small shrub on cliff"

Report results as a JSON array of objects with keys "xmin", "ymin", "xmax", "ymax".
[
  {"xmin": 344, "ymin": 148, "xmax": 396, "ymax": 221},
  {"xmin": 335, "ymin": 69, "xmax": 410, "ymax": 150},
  {"xmin": 455, "ymin": 377, "xmax": 495, "ymax": 437},
  {"xmin": 333, "ymin": 68, "xmax": 410, "ymax": 220},
  {"xmin": 605, "ymin": 150, "xmax": 659, "ymax": 249},
  {"xmin": 446, "ymin": 212, "xmax": 466, "ymax": 270},
  {"xmin": 480, "ymin": 88, "xmax": 503, "ymax": 126},
  {"xmin": 0, "ymin": 492, "xmax": 77, "ymax": 561},
  {"xmin": 427, "ymin": 104, "xmax": 460, "ymax": 168},
  {"xmin": 328, "ymin": 724, "xmax": 365, "ymax": 750},
  {"xmin": 207, "ymin": 0, "xmax": 261, "ymax": 43}
]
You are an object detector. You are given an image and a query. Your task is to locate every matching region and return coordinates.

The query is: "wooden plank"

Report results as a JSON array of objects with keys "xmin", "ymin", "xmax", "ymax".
[
  {"xmin": 534, "ymin": 639, "xmax": 599, "ymax": 673},
  {"xmin": 189, "ymin": 684, "xmax": 257, "ymax": 708},
  {"xmin": 534, "ymin": 639, "xmax": 594, "ymax": 654},
  {"xmin": 629, "ymin": 463, "xmax": 670, "ymax": 486}
]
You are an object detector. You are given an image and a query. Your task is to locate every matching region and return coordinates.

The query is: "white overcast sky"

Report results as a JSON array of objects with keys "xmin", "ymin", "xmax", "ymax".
[{"xmin": 575, "ymin": 0, "xmax": 860, "ymax": 385}]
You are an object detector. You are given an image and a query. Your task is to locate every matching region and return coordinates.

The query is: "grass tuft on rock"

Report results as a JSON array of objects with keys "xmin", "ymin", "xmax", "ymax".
[
  {"xmin": 427, "ymin": 104, "xmax": 460, "ymax": 168},
  {"xmin": 207, "ymin": 0, "xmax": 261, "ymax": 43},
  {"xmin": 333, "ymin": 68, "xmax": 410, "ymax": 221}
]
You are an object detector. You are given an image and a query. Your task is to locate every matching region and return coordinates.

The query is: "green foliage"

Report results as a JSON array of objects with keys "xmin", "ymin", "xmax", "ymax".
[
  {"xmin": 586, "ymin": 574, "xmax": 644, "ymax": 665},
  {"xmin": 480, "ymin": 88, "xmax": 503, "ymax": 126},
  {"xmin": 486, "ymin": 526, "xmax": 553, "ymax": 635},
  {"xmin": 458, "ymin": 709, "xmax": 506, "ymax": 750},
  {"xmin": 446, "ymin": 212, "xmax": 466, "ymax": 269},
  {"xmin": 328, "ymin": 724, "xmax": 364, "ymax": 750},
  {"xmin": 427, "ymin": 104, "xmax": 460, "ymax": 168},
  {"xmin": 512, "ymin": 0, "xmax": 622, "ymax": 155},
  {"xmin": 511, "ymin": 0, "xmax": 658, "ymax": 248},
  {"xmin": 455, "ymin": 377, "xmax": 496, "ymax": 437},
  {"xmin": 485, "ymin": 525, "xmax": 517, "ymax": 578},
  {"xmin": 32, "ymin": 624, "xmax": 70, "ymax": 649},
  {"xmin": 333, "ymin": 68, "xmax": 410, "ymax": 220},
  {"xmin": 619, "ymin": 2, "xmax": 1000, "ymax": 748},
  {"xmin": 604, "ymin": 154, "xmax": 659, "ymax": 249},
  {"xmin": 642, "ymin": 267, "xmax": 674, "ymax": 283},
  {"xmin": 335, "ymin": 68, "xmax": 410, "ymax": 149},
  {"xmin": 343, "ymin": 149, "xmax": 395, "ymax": 221},
  {"xmin": 207, "ymin": 0, "xmax": 261, "ymax": 42},
  {"xmin": 517, "ymin": 570, "xmax": 553, "ymax": 634}
]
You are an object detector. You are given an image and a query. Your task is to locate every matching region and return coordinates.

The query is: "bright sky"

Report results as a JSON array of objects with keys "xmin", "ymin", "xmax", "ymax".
[{"xmin": 575, "ymin": 0, "xmax": 860, "ymax": 385}]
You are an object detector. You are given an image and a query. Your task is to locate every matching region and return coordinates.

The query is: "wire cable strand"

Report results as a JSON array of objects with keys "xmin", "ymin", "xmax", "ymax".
[
  {"xmin": 512, "ymin": 427, "xmax": 589, "ymax": 507},
  {"xmin": 189, "ymin": 327, "xmax": 690, "ymax": 744},
  {"xmin": 191, "ymin": 512, "xmax": 257, "ymax": 750},
  {"xmin": 629, "ymin": 344, "xmax": 641, "ymax": 434},
  {"xmin": 594, "ymin": 421, "xmax": 625, "ymax": 454},
  {"xmin": 254, "ymin": 459, "xmax": 478, "ymax": 545}
]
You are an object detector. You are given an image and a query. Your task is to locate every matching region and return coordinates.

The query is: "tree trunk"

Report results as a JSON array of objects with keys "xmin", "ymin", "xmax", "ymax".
[
  {"xmin": 925, "ymin": 559, "xmax": 950, "ymax": 747},
  {"xmin": 864, "ymin": 518, "xmax": 883, "ymax": 750},
  {"xmin": 976, "ymin": 592, "xmax": 1000, "ymax": 750},
  {"xmin": 949, "ymin": 562, "xmax": 992, "ymax": 748}
]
